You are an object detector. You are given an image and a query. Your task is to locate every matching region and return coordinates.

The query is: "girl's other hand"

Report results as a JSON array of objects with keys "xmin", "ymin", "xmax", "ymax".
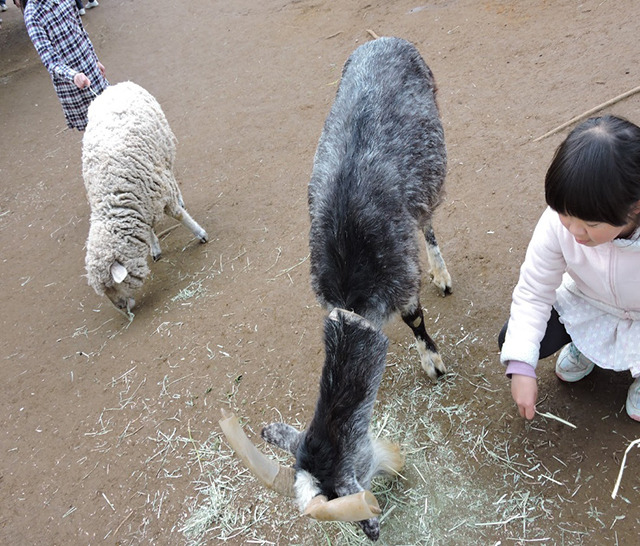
[{"xmin": 511, "ymin": 374, "xmax": 538, "ymax": 419}]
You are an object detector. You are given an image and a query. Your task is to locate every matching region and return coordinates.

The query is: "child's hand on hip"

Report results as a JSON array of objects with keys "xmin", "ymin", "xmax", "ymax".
[{"xmin": 511, "ymin": 374, "xmax": 538, "ymax": 420}]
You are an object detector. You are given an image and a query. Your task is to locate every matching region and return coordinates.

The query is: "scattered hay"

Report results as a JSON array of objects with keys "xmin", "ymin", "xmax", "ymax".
[
  {"xmin": 179, "ymin": 431, "xmax": 303, "ymax": 545},
  {"xmin": 72, "ymin": 297, "xmax": 634, "ymax": 545},
  {"xmin": 171, "ymin": 279, "xmax": 207, "ymax": 303},
  {"xmin": 177, "ymin": 335, "xmax": 579, "ymax": 545}
]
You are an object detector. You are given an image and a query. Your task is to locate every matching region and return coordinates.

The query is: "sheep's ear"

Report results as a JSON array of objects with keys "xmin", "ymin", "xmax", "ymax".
[{"xmin": 110, "ymin": 261, "xmax": 128, "ymax": 284}]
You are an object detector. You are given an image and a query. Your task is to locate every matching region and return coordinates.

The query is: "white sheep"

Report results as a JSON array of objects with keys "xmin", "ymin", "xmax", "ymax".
[{"xmin": 82, "ymin": 81, "xmax": 208, "ymax": 312}]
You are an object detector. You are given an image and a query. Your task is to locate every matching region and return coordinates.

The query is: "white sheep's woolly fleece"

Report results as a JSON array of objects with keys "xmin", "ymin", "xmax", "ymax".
[{"xmin": 82, "ymin": 81, "xmax": 189, "ymax": 302}]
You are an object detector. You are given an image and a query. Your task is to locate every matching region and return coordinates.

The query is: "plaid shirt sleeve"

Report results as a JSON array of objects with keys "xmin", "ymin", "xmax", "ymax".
[{"xmin": 24, "ymin": 0, "xmax": 92, "ymax": 83}]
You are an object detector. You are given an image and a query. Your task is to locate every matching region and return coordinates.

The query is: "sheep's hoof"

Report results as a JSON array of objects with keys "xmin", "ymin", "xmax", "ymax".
[
  {"xmin": 199, "ymin": 231, "xmax": 209, "ymax": 244},
  {"xmin": 152, "ymin": 252, "xmax": 162, "ymax": 262},
  {"xmin": 429, "ymin": 268, "xmax": 453, "ymax": 297},
  {"xmin": 422, "ymin": 351, "xmax": 447, "ymax": 383},
  {"xmin": 440, "ymin": 283, "xmax": 453, "ymax": 297}
]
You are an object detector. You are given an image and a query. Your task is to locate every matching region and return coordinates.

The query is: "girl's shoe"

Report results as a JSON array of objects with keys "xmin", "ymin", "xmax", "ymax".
[
  {"xmin": 555, "ymin": 343, "xmax": 595, "ymax": 382},
  {"xmin": 626, "ymin": 378, "xmax": 640, "ymax": 422},
  {"xmin": 86, "ymin": 0, "xmax": 99, "ymax": 7}
]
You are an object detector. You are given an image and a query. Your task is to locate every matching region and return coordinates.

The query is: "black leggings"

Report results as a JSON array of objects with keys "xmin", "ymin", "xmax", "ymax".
[{"xmin": 498, "ymin": 308, "xmax": 572, "ymax": 360}]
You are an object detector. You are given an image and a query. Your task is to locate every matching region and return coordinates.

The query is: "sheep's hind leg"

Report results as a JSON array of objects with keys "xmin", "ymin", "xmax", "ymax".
[
  {"xmin": 176, "ymin": 189, "xmax": 185, "ymax": 208},
  {"xmin": 169, "ymin": 205, "xmax": 208, "ymax": 243},
  {"xmin": 402, "ymin": 303, "xmax": 446, "ymax": 382},
  {"xmin": 150, "ymin": 229, "xmax": 162, "ymax": 261},
  {"xmin": 423, "ymin": 224, "xmax": 452, "ymax": 296}
]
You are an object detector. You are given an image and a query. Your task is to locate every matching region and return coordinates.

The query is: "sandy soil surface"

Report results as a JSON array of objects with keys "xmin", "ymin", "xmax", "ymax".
[{"xmin": 1, "ymin": 0, "xmax": 640, "ymax": 544}]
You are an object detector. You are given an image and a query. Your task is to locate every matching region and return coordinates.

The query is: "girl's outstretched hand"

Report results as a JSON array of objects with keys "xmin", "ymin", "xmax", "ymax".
[{"xmin": 511, "ymin": 374, "xmax": 538, "ymax": 420}]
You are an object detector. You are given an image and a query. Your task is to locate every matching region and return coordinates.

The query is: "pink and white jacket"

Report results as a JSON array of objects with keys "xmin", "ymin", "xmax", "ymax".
[{"xmin": 501, "ymin": 207, "xmax": 640, "ymax": 376}]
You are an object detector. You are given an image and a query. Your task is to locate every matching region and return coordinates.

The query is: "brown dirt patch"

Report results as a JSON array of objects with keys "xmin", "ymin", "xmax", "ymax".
[{"xmin": 1, "ymin": 0, "xmax": 639, "ymax": 544}]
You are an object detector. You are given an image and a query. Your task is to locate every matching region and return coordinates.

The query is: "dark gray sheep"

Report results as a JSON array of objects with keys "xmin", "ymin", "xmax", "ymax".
[
  {"xmin": 222, "ymin": 38, "xmax": 452, "ymax": 543},
  {"xmin": 308, "ymin": 36, "xmax": 452, "ymax": 381}
]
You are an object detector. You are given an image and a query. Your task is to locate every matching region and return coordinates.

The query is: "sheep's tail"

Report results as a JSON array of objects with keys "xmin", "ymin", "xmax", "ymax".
[{"xmin": 372, "ymin": 438, "xmax": 405, "ymax": 477}]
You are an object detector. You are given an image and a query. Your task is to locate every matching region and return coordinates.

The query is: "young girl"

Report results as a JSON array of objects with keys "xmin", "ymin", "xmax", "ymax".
[{"xmin": 499, "ymin": 115, "xmax": 640, "ymax": 422}]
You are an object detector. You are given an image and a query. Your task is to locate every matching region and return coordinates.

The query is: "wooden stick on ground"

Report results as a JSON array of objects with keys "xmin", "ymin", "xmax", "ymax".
[
  {"xmin": 366, "ymin": 28, "xmax": 381, "ymax": 40},
  {"xmin": 611, "ymin": 437, "xmax": 640, "ymax": 499},
  {"xmin": 537, "ymin": 410, "xmax": 576, "ymax": 429},
  {"xmin": 533, "ymin": 84, "xmax": 640, "ymax": 142},
  {"xmin": 113, "ymin": 510, "xmax": 135, "ymax": 537},
  {"xmin": 156, "ymin": 223, "xmax": 181, "ymax": 239}
]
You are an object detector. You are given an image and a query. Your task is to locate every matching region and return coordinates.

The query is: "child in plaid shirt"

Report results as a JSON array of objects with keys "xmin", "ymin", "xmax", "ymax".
[{"xmin": 19, "ymin": 0, "xmax": 108, "ymax": 130}]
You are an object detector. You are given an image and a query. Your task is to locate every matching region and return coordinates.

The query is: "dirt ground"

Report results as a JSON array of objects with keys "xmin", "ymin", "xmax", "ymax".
[{"xmin": 1, "ymin": 0, "xmax": 640, "ymax": 544}]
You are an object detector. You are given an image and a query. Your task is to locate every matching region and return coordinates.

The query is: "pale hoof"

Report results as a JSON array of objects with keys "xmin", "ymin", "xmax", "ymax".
[
  {"xmin": 429, "ymin": 268, "xmax": 452, "ymax": 297},
  {"xmin": 421, "ymin": 351, "xmax": 446, "ymax": 382}
]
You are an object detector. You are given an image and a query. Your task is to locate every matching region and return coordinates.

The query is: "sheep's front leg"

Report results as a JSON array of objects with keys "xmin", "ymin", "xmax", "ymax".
[
  {"xmin": 423, "ymin": 224, "xmax": 452, "ymax": 296},
  {"xmin": 402, "ymin": 303, "xmax": 446, "ymax": 382},
  {"xmin": 168, "ymin": 205, "xmax": 208, "ymax": 243},
  {"xmin": 150, "ymin": 229, "xmax": 162, "ymax": 261}
]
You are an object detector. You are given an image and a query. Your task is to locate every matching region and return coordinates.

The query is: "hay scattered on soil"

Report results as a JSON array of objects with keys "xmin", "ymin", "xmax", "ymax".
[{"xmin": 176, "ymin": 333, "xmax": 593, "ymax": 545}]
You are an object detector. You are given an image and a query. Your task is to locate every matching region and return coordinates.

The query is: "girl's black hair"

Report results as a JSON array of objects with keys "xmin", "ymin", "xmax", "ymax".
[{"xmin": 545, "ymin": 115, "xmax": 640, "ymax": 226}]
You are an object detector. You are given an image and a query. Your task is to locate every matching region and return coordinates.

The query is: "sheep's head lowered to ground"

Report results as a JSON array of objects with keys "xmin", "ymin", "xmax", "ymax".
[
  {"xmin": 219, "ymin": 308, "xmax": 405, "ymax": 541},
  {"xmin": 85, "ymin": 221, "xmax": 149, "ymax": 312}
]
